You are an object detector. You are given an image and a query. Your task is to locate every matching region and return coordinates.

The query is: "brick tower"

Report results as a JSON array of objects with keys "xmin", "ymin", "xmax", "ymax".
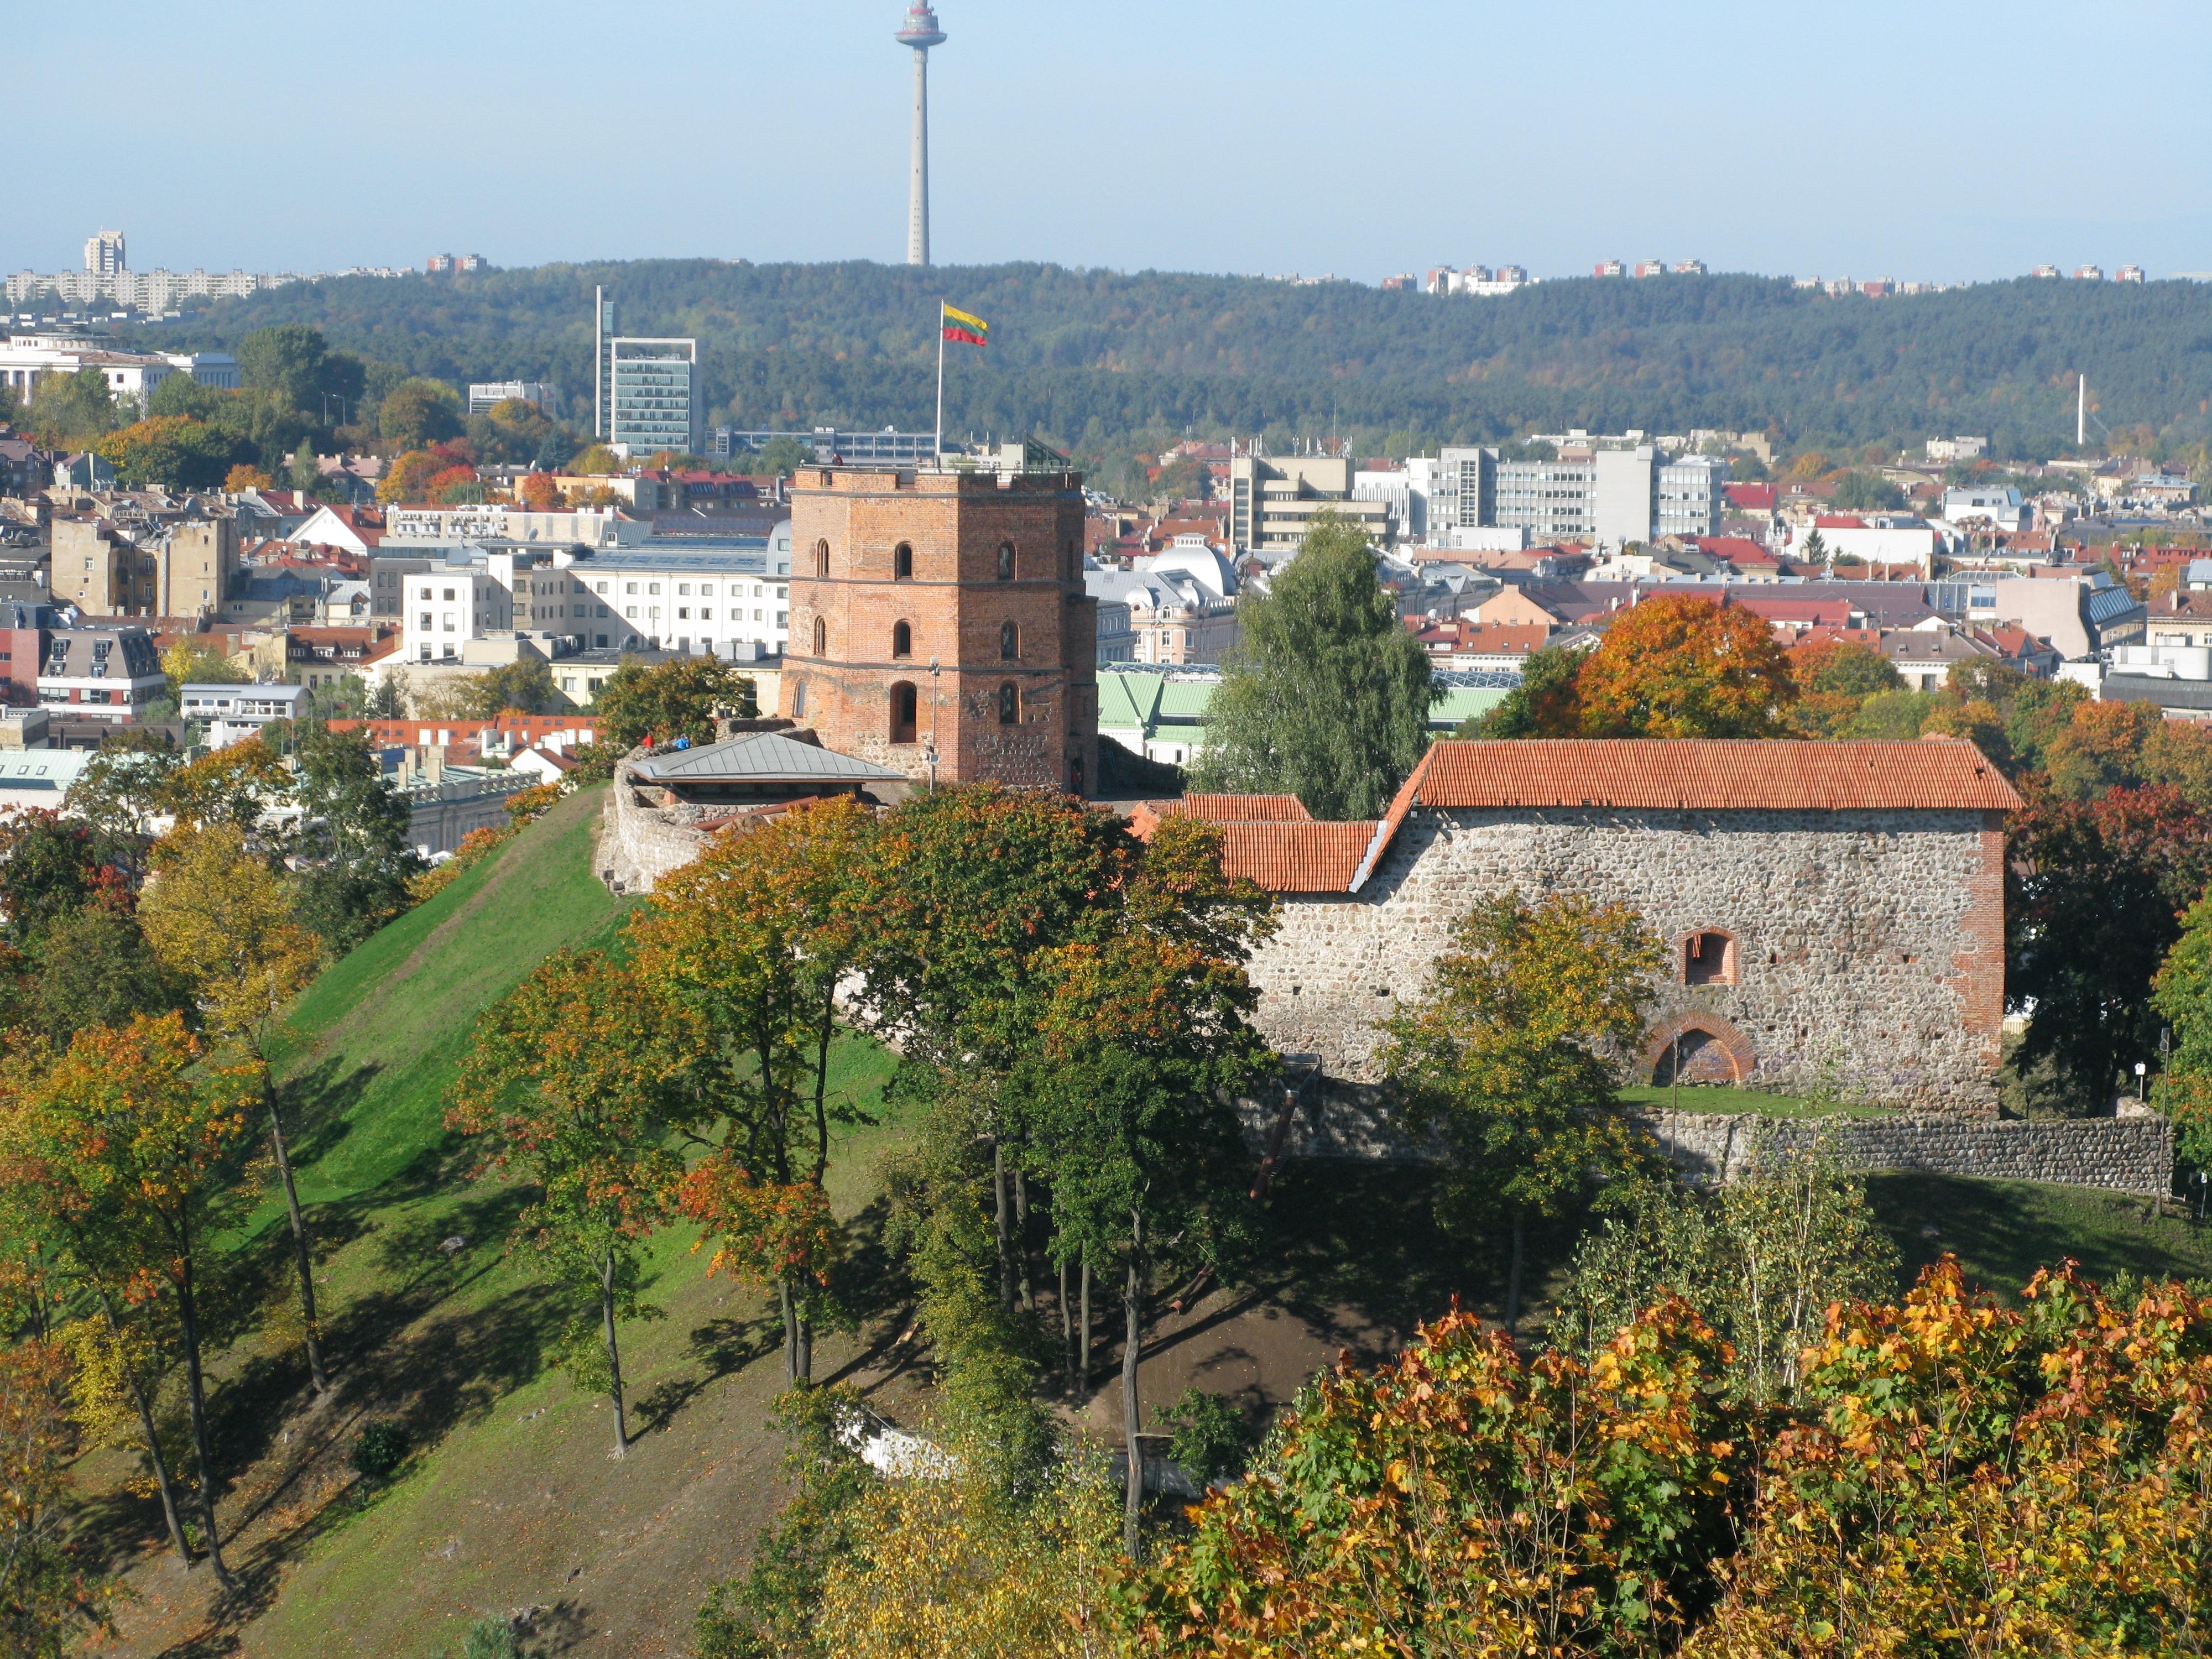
[{"xmin": 780, "ymin": 464, "xmax": 1100, "ymax": 794}]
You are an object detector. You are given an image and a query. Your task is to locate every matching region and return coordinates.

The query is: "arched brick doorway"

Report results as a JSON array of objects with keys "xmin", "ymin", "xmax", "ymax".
[{"xmin": 1644, "ymin": 1015, "xmax": 1757, "ymax": 1087}]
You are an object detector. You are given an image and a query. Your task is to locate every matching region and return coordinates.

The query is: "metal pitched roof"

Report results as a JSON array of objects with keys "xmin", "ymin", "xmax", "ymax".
[{"xmin": 630, "ymin": 732, "xmax": 903, "ymax": 784}]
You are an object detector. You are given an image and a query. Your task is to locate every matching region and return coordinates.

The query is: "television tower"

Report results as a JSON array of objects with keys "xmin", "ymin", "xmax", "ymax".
[{"xmin": 895, "ymin": 2, "xmax": 947, "ymax": 266}]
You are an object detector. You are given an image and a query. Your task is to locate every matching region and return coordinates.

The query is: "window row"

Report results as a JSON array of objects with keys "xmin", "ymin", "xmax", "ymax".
[
  {"xmin": 806, "ymin": 618, "xmax": 1024, "ymax": 660},
  {"xmin": 808, "ymin": 539, "xmax": 1079, "ymax": 581}
]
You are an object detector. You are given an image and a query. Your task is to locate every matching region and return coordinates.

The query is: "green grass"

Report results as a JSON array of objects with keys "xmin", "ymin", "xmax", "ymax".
[
  {"xmin": 1869, "ymin": 1172, "xmax": 2212, "ymax": 1302},
  {"xmin": 1616, "ymin": 1084, "xmax": 1886, "ymax": 1119}
]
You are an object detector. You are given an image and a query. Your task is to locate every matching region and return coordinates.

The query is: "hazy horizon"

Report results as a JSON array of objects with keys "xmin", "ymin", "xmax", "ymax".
[{"xmin": 14, "ymin": 0, "xmax": 2210, "ymax": 287}]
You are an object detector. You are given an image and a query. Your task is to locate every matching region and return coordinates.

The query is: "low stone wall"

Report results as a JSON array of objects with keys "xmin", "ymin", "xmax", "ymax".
[
  {"xmin": 1644, "ymin": 1109, "xmax": 2174, "ymax": 1199},
  {"xmin": 598, "ymin": 760, "xmax": 710, "ymax": 895},
  {"xmin": 1249, "ymin": 1087, "xmax": 2174, "ymax": 1198}
]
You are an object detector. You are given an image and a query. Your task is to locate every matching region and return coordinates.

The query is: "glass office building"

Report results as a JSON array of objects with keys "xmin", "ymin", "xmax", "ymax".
[{"xmin": 607, "ymin": 337, "xmax": 701, "ymax": 457}]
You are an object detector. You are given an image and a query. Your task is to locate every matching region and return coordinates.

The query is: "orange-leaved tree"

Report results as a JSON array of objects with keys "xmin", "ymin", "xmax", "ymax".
[
  {"xmin": 11, "ymin": 1015, "xmax": 259, "ymax": 1588},
  {"xmin": 1689, "ymin": 1260, "xmax": 2212, "ymax": 1655},
  {"xmin": 1574, "ymin": 593, "xmax": 1797, "ymax": 738},
  {"xmin": 1132, "ymin": 1299, "xmax": 1751, "ymax": 1657},
  {"xmin": 0, "ymin": 1337, "xmax": 116, "ymax": 1651},
  {"xmin": 138, "ymin": 823, "xmax": 328, "ymax": 1392},
  {"xmin": 448, "ymin": 950, "xmax": 698, "ymax": 1457},
  {"xmin": 635, "ymin": 799, "xmax": 874, "ymax": 1384}
]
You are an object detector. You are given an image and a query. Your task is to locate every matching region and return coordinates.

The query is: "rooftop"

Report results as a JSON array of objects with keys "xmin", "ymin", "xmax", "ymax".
[{"xmin": 628, "ymin": 731, "xmax": 903, "ymax": 786}]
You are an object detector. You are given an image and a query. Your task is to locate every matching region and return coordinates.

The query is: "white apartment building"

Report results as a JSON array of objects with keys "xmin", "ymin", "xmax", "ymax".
[
  {"xmin": 400, "ymin": 535, "xmax": 795, "ymax": 666},
  {"xmin": 1428, "ymin": 439, "xmax": 1722, "ymax": 546}
]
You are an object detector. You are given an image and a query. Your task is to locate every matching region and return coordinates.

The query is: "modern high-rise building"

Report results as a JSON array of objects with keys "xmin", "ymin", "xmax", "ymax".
[
  {"xmin": 1428, "ymin": 442, "xmax": 1724, "ymax": 547},
  {"xmin": 592, "ymin": 286, "xmax": 616, "ymax": 438},
  {"xmin": 606, "ymin": 337, "xmax": 701, "ymax": 457},
  {"xmin": 1225, "ymin": 454, "xmax": 1392, "ymax": 554},
  {"xmin": 83, "ymin": 231, "xmax": 126, "ymax": 276},
  {"xmin": 894, "ymin": 3, "xmax": 947, "ymax": 265}
]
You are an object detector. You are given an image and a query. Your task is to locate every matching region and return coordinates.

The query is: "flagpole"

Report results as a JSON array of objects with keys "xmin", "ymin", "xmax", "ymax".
[{"xmin": 935, "ymin": 300, "xmax": 946, "ymax": 463}]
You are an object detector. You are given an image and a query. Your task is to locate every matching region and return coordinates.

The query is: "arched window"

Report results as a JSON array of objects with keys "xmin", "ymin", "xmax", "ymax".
[
  {"xmin": 891, "ymin": 620, "xmax": 912, "ymax": 658},
  {"xmin": 889, "ymin": 681, "xmax": 918, "ymax": 744},
  {"xmin": 998, "ymin": 682, "xmax": 1019, "ymax": 724},
  {"xmin": 997, "ymin": 540, "xmax": 1016, "ymax": 581},
  {"xmin": 893, "ymin": 542, "xmax": 914, "ymax": 581},
  {"xmin": 999, "ymin": 620, "xmax": 1020, "ymax": 660},
  {"xmin": 1682, "ymin": 931, "xmax": 1736, "ymax": 987},
  {"xmin": 811, "ymin": 617, "xmax": 827, "ymax": 656},
  {"xmin": 812, "ymin": 539, "xmax": 830, "ymax": 578},
  {"xmin": 789, "ymin": 679, "xmax": 806, "ymax": 718}
]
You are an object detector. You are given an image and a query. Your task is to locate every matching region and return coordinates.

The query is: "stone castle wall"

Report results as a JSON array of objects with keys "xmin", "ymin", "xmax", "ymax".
[
  {"xmin": 598, "ymin": 765, "xmax": 709, "ymax": 895},
  {"xmin": 1248, "ymin": 805, "xmax": 2007, "ymax": 1112}
]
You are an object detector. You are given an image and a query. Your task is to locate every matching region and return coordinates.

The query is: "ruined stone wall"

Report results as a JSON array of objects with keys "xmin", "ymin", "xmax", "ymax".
[
  {"xmin": 1248, "ymin": 805, "xmax": 2007, "ymax": 1112},
  {"xmin": 1644, "ymin": 1109, "xmax": 2173, "ymax": 1199},
  {"xmin": 598, "ymin": 771, "xmax": 708, "ymax": 895}
]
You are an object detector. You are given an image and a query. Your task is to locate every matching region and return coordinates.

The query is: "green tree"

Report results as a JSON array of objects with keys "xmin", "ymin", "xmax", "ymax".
[
  {"xmin": 289, "ymin": 722, "xmax": 420, "ymax": 950},
  {"xmin": 1192, "ymin": 510, "xmax": 1436, "ymax": 819},
  {"xmin": 28, "ymin": 902, "xmax": 185, "ymax": 1050},
  {"xmin": 742, "ymin": 435, "xmax": 812, "ymax": 476},
  {"xmin": 0, "ymin": 812, "xmax": 103, "ymax": 951},
  {"xmin": 590, "ymin": 655, "xmax": 757, "ymax": 754},
  {"xmin": 1464, "ymin": 643, "xmax": 1583, "ymax": 737},
  {"xmin": 27, "ymin": 367, "xmax": 120, "ymax": 450},
  {"xmin": 1550, "ymin": 1149, "xmax": 1898, "ymax": 1406},
  {"xmin": 1379, "ymin": 889, "xmax": 1665, "ymax": 1329},
  {"xmin": 448, "ymin": 951, "xmax": 696, "ymax": 1458},
  {"xmin": 236, "ymin": 324, "xmax": 361, "ymax": 421},
  {"xmin": 378, "ymin": 378, "xmax": 463, "ymax": 450},
  {"xmin": 1805, "ymin": 641, "xmax": 1900, "ymax": 698},
  {"xmin": 1830, "ymin": 470, "xmax": 1906, "ymax": 512},
  {"xmin": 1025, "ymin": 814, "xmax": 1276, "ymax": 1552}
]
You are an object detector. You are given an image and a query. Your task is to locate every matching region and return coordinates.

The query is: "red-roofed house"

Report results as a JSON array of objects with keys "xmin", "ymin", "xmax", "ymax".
[{"xmin": 1170, "ymin": 738, "xmax": 2020, "ymax": 1112}]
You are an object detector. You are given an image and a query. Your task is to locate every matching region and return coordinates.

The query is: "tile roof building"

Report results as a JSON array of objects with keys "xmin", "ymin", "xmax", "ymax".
[{"xmin": 1150, "ymin": 738, "xmax": 2022, "ymax": 1114}]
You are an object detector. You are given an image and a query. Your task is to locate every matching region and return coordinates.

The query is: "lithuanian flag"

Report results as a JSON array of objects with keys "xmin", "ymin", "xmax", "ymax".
[{"xmin": 942, "ymin": 302, "xmax": 988, "ymax": 346}]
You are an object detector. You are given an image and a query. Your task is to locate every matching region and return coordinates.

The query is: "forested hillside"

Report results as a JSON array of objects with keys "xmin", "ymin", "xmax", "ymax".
[{"xmin": 147, "ymin": 260, "xmax": 2212, "ymax": 468}]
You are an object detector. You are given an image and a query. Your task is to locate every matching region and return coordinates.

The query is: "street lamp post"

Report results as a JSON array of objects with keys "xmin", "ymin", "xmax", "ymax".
[{"xmin": 924, "ymin": 656, "xmax": 942, "ymax": 792}]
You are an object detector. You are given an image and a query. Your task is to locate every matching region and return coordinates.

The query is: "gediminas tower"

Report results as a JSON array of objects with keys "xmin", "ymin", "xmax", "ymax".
[{"xmin": 780, "ymin": 463, "xmax": 1101, "ymax": 795}]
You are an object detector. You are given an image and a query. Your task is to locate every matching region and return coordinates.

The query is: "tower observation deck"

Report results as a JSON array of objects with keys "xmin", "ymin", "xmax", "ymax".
[{"xmin": 895, "ymin": 3, "xmax": 947, "ymax": 267}]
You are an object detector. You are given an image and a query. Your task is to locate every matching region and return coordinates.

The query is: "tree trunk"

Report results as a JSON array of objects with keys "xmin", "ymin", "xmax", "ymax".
[
  {"xmin": 173, "ymin": 1257, "xmax": 234, "ymax": 1589},
  {"xmin": 1505, "ymin": 1208, "xmax": 1527, "ymax": 1334},
  {"xmin": 812, "ymin": 991, "xmax": 835, "ymax": 1185},
  {"xmin": 1015, "ymin": 1167, "xmax": 1034, "ymax": 1313},
  {"xmin": 1123, "ymin": 1215, "xmax": 1144, "ymax": 1560},
  {"xmin": 778, "ymin": 1279, "xmax": 797, "ymax": 1384},
  {"xmin": 102, "ymin": 1300, "xmax": 189, "ymax": 1567},
  {"xmin": 263, "ymin": 1072, "xmax": 328, "ymax": 1395},
  {"xmin": 796, "ymin": 1309, "xmax": 813, "ymax": 1385},
  {"xmin": 601, "ymin": 1249, "xmax": 627, "ymax": 1459},
  {"xmin": 1079, "ymin": 1259, "xmax": 1092, "ymax": 1396},
  {"xmin": 1060, "ymin": 1259, "xmax": 1074, "ymax": 1397},
  {"xmin": 993, "ymin": 1141, "xmax": 1014, "ymax": 1313}
]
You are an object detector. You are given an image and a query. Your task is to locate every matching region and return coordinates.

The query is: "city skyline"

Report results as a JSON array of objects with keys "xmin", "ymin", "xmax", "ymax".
[{"xmin": 9, "ymin": 0, "xmax": 2211, "ymax": 286}]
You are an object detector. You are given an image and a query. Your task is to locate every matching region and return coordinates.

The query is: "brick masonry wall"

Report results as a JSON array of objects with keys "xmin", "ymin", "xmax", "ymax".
[
  {"xmin": 781, "ymin": 468, "xmax": 1100, "ymax": 792},
  {"xmin": 1249, "ymin": 805, "xmax": 2008, "ymax": 1112}
]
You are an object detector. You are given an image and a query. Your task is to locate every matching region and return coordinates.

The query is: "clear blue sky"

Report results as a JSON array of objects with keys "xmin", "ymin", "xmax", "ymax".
[{"xmin": 13, "ymin": 0, "xmax": 2211, "ymax": 285}]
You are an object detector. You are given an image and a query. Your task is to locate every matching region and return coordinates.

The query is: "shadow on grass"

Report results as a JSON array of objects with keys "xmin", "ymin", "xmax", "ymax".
[
  {"xmin": 1868, "ymin": 1172, "xmax": 2212, "ymax": 1301},
  {"xmin": 1257, "ymin": 1161, "xmax": 1584, "ymax": 1354}
]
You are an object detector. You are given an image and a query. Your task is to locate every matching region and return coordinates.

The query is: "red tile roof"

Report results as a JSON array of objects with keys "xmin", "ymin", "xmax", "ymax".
[
  {"xmin": 1184, "ymin": 739, "xmax": 2023, "ymax": 894},
  {"xmin": 1399, "ymin": 739, "xmax": 2021, "ymax": 813}
]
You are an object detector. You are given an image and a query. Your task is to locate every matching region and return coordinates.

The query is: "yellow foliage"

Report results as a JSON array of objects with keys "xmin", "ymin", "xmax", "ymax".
[{"xmin": 138, "ymin": 823, "xmax": 321, "ymax": 1056}]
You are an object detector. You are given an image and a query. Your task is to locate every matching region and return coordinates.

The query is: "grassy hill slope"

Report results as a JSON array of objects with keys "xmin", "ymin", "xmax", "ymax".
[
  {"xmin": 148, "ymin": 259, "xmax": 2212, "ymax": 457},
  {"xmin": 97, "ymin": 787, "xmax": 905, "ymax": 1658}
]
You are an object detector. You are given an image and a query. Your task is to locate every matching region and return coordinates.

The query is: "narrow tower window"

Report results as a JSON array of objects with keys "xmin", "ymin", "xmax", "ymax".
[
  {"xmin": 891, "ymin": 620, "xmax": 912, "ymax": 658},
  {"xmin": 1000, "ymin": 620, "xmax": 1019, "ymax": 659},
  {"xmin": 813, "ymin": 540, "xmax": 830, "ymax": 578},
  {"xmin": 997, "ymin": 541, "xmax": 1015, "ymax": 581},
  {"xmin": 894, "ymin": 542, "xmax": 914, "ymax": 581},
  {"xmin": 812, "ymin": 617, "xmax": 827, "ymax": 655},
  {"xmin": 890, "ymin": 681, "xmax": 918, "ymax": 744},
  {"xmin": 998, "ymin": 682, "xmax": 1018, "ymax": 724}
]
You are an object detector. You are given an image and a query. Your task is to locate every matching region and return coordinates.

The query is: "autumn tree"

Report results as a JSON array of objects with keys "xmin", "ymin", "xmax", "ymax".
[
  {"xmin": 155, "ymin": 737, "xmax": 288, "ymax": 834},
  {"xmin": 633, "ymin": 799, "xmax": 873, "ymax": 1383},
  {"xmin": 1574, "ymin": 594, "xmax": 1796, "ymax": 738},
  {"xmin": 0, "ymin": 1339, "xmax": 116, "ymax": 1653},
  {"xmin": 14, "ymin": 1016, "xmax": 260, "ymax": 1587},
  {"xmin": 2009, "ymin": 783, "xmax": 2212, "ymax": 1105},
  {"xmin": 1380, "ymin": 890, "xmax": 1664, "ymax": 1329},
  {"xmin": 377, "ymin": 378, "xmax": 463, "ymax": 451},
  {"xmin": 448, "ymin": 951, "xmax": 697, "ymax": 1457},
  {"xmin": 2153, "ymin": 888, "xmax": 2212, "ymax": 1170},
  {"xmin": 1132, "ymin": 1301, "xmax": 1749, "ymax": 1657},
  {"xmin": 1192, "ymin": 509, "xmax": 1436, "ymax": 819},
  {"xmin": 28, "ymin": 900, "xmax": 185, "ymax": 1049},
  {"xmin": 138, "ymin": 824, "xmax": 328, "ymax": 1392},
  {"xmin": 1464, "ymin": 643, "xmax": 1584, "ymax": 737}
]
